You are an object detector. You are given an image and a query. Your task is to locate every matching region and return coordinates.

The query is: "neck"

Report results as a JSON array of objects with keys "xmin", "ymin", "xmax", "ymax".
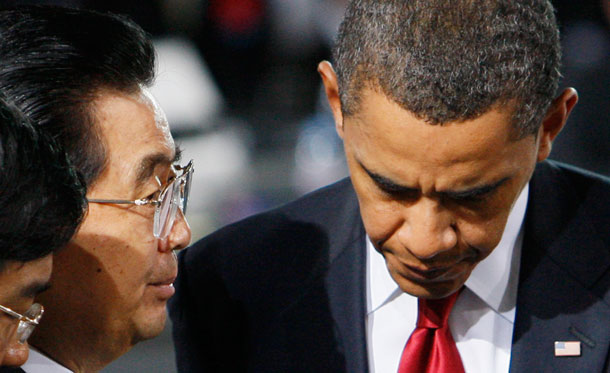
[{"xmin": 29, "ymin": 323, "xmax": 131, "ymax": 372}]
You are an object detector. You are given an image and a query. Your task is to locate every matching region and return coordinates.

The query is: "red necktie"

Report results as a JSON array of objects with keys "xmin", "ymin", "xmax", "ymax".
[{"xmin": 397, "ymin": 291, "xmax": 465, "ymax": 373}]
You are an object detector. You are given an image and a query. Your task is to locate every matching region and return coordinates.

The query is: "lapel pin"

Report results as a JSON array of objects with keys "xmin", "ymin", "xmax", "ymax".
[{"xmin": 554, "ymin": 341, "xmax": 581, "ymax": 357}]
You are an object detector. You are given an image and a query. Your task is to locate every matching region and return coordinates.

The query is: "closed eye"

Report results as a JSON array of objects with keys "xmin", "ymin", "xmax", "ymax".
[
  {"xmin": 144, "ymin": 189, "xmax": 161, "ymax": 202},
  {"xmin": 143, "ymin": 172, "xmax": 178, "ymax": 202},
  {"xmin": 360, "ymin": 163, "xmax": 419, "ymax": 198},
  {"xmin": 443, "ymin": 177, "xmax": 509, "ymax": 203},
  {"xmin": 377, "ymin": 184, "xmax": 419, "ymax": 200},
  {"xmin": 449, "ymin": 190, "xmax": 491, "ymax": 202}
]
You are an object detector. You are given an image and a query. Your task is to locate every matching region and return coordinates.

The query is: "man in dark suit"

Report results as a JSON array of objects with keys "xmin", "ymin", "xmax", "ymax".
[{"xmin": 169, "ymin": 0, "xmax": 610, "ymax": 371}]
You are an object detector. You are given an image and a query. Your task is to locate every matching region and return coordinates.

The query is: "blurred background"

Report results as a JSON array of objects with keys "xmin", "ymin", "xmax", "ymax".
[{"xmin": 3, "ymin": 0, "xmax": 609, "ymax": 371}]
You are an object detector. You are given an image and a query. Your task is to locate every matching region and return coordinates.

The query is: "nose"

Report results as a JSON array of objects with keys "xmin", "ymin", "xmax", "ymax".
[
  {"xmin": 159, "ymin": 209, "xmax": 192, "ymax": 252},
  {"xmin": 2, "ymin": 340, "xmax": 29, "ymax": 367},
  {"xmin": 397, "ymin": 197, "xmax": 457, "ymax": 260}
]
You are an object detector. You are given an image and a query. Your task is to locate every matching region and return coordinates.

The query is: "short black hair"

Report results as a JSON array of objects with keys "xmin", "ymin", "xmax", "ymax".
[
  {"xmin": 0, "ymin": 96, "xmax": 86, "ymax": 268},
  {"xmin": 333, "ymin": 0, "xmax": 561, "ymax": 137},
  {"xmin": 0, "ymin": 6, "xmax": 156, "ymax": 185}
]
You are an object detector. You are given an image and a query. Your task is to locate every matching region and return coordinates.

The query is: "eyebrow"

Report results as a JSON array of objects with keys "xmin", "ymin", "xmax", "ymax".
[
  {"xmin": 442, "ymin": 177, "xmax": 509, "ymax": 200},
  {"xmin": 20, "ymin": 281, "xmax": 51, "ymax": 299},
  {"xmin": 134, "ymin": 144, "xmax": 183, "ymax": 190},
  {"xmin": 360, "ymin": 162, "xmax": 418, "ymax": 194},
  {"xmin": 359, "ymin": 160, "xmax": 509, "ymax": 199}
]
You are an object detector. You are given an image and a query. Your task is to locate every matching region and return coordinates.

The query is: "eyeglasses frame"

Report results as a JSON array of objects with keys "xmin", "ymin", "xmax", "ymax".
[
  {"xmin": 87, "ymin": 159, "xmax": 194, "ymax": 238},
  {"xmin": 0, "ymin": 303, "xmax": 44, "ymax": 344}
]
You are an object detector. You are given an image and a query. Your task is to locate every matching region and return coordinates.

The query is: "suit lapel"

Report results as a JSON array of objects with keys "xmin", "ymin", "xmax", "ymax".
[
  {"xmin": 324, "ymin": 181, "xmax": 370, "ymax": 373},
  {"xmin": 510, "ymin": 162, "xmax": 610, "ymax": 372},
  {"xmin": 273, "ymin": 179, "xmax": 369, "ymax": 372},
  {"xmin": 325, "ymin": 227, "xmax": 368, "ymax": 373}
]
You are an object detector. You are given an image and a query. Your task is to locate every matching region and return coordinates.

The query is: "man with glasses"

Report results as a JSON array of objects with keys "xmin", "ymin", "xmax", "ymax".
[
  {"xmin": 0, "ymin": 6, "xmax": 192, "ymax": 372},
  {"xmin": 0, "ymin": 97, "xmax": 86, "ymax": 368}
]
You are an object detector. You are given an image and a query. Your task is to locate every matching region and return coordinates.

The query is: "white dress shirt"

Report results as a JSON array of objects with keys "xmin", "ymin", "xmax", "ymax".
[
  {"xmin": 21, "ymin": 347, "xmax": 73, "ymax": 373},
  {"xmin": 366, "ymin": 184, "xmax": 529, "ymax": 373}
]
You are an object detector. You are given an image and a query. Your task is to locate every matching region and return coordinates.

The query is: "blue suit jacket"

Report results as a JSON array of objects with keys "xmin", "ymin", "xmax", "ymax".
[{"xmin": 169, "ymin": 161, "xmax": 610, "ymax": 372}]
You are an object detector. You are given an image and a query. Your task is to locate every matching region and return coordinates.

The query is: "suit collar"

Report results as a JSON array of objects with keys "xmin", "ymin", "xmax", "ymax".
[
  {"xmin": 522, "ymin": 161, "xmax": 610, "ymax": 288},
  {"xmin": 510, "ymin": 161, "xmax": 610, "ymax": 372},
  {"xmin": 323, "ymin": 179, "xmax": 370, "ymax": 372}
]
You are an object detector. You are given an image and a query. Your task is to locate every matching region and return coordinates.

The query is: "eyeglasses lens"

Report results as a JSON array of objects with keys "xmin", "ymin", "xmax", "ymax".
[
  {"xmin": 155, "ymin": 181, "xmax": 175, "ymax": 239},
  {"xmin": 183, "ymin": 169, "xmax": 192, "ymax": 213},
  {"xmin": 16, "ymin": 303, "xmax": 43, "ymax": 343},
  {"xmin": 153, "ymin": 162, "xmax": 193, "ymax": 239},
  {"xmin": 162, "ymin": 182, "xmax": 180, "ymax": 239}
]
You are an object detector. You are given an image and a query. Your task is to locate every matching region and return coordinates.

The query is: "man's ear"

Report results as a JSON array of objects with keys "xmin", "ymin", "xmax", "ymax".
[
  {"xmin": 317, "ymin": 61, "xmax": 345, "ymax": 139},
  {"xmin": 536, "ymin": 88, "xmax": 578, "ymax": 162}
]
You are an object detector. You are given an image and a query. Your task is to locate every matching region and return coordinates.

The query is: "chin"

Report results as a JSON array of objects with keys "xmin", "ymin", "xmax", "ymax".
[
  {"xmin": 395, "ymin": 276, "xmax": 465, "ymax": 300},
  {"xmin": 132, "ymin": 305, "xmax": 168, "ymax": 343}
]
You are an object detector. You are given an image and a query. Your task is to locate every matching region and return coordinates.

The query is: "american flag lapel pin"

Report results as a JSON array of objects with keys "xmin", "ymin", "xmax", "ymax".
[{"xmin": 554, "ymin": 341, "xmax": 581, "ymax": 357}]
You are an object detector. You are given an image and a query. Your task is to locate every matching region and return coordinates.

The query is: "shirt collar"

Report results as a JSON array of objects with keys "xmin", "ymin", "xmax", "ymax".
[
  {"xmin": 367, "ymin": 184, "xmax": 529, "ymax": 321},
  {"xmin": 465, "ymin": 183, "xmax": 528, "ymax": 322},
  {"xmin": 21, "ymin": 346, "xmax": 73, "ymax": 373}
]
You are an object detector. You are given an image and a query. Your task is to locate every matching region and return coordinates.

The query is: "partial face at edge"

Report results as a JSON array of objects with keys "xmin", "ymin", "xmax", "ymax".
[
  {"xmin": 340, "ymin": 88, "xmax": 540, "ymax": 299},
  {"xmin": 0, "ymin": 255, "xmax": 52, "ymax": 366}
]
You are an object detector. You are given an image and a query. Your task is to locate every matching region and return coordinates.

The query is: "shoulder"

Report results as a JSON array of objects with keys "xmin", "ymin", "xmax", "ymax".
[
  {"xmin": 532, "ymin": 160, "xmax": 610, "ymax": 193},
  {"xmin": 530, "ymin": 161, "xmax": 610, "ymax": 231},
  {"xmin": 527, "ymin": 160, "xmax": 610, "ymax": 270},
  {"xmin": 179, "ymin": 177, "xmax": 358, "ymax": 274},
  {"xmin": 173, "ymin": 177, "xmax": 361, "ymax": 314}
]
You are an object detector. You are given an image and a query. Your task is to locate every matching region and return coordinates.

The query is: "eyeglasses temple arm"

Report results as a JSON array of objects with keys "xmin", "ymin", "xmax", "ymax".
[
  {"xmin": 0, "ymin": 304, "xmax": 40, "ymax": 325},
  {"xmin": 88, "ymin": 199, "xmax": 149, "ymax": 206}
]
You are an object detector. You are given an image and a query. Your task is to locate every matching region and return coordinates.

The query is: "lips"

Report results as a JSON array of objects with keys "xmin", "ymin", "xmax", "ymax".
[
  {"xmin": 396, "ymin": 258, "xmax": 471, "ymax": 284},
  {"xmin": 149, "ymin": 258, "xmax": 178, "ymax": 287},
  {"xmin": 148, "ymin": 264, "xmax": 178, "ymax": 300},
  {"xmin": 148, "ymin": 275, "xmax": 177, "ymax": 300},
  {"xmin": 150, "ymin": 274, "xmax": 177, "ymax": 287},
  {"xmin": 404, "ymin": 264, "xmax": 452, "ymax": 279}
]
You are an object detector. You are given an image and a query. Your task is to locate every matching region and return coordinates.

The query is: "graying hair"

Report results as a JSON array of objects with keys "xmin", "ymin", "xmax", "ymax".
[{"xmin": 333, "ymin": 0, "xmax": 561, "ymax": 137}]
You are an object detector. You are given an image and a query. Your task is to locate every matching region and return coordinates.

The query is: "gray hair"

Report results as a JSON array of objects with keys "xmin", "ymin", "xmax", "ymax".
[{"xmin": 333, "ymin": 0, "xmax": 561, "ymax": 137}]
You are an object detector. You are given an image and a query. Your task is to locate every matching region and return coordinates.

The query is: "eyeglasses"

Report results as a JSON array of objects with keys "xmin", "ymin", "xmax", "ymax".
[
  {"xmin": 88, "ymin": 160, "xmax": 194, "ymax": 239},
  {"xmin": 0, "ymin": 303, "xmax": 44, "ymax": 344}
]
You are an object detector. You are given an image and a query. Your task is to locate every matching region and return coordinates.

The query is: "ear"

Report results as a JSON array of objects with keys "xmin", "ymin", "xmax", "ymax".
[
  {"xmin": 536, "ymin": 88, "xmax": 578, "ymax": 162},
  {"xmin": 318, "ymin": 61, "xmax": 345, "ymax": 139}
]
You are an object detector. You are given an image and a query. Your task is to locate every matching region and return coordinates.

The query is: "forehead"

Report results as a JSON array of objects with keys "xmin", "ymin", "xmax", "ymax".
[
  {"xmin": 345, "ymin": 88, "xmax": 534, "ymax": 188},
  {"xmin": 91, "ymin": 89, "xmax": 175, "ymax": 190}
]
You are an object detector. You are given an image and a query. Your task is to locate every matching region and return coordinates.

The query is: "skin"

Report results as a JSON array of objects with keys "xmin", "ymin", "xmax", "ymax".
[
  {"xmin": 0, "ymin": 255, "xmax": 52, "ymax": 366},
  {"xmin": 29, "ymin": 89, "xmax": 192, "ymax": 372},
  {"xmin": 318, "ymin": 61, "xmax": 578, "ymax": 299}
]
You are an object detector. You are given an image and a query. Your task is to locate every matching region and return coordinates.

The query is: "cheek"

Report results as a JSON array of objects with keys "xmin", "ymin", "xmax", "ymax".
[
  {"xmin": 79, "ymin": 204, "xmax": 158, "ymax": 253},
  {"xmin": 64, "ymin": 217, "xmax": 158, "ymax": 300},
  {"xmin": 355, "ymin": 191, "xmax": 403, "ymax": 244},
  {"xmin": 85, "ymin": 200, "xmax": 157, "ymax": 235},
  {"xmin": 457, "ymin": 214, "xmax": 508, "ymax": 256},
  {"xmin": 99, "ymin": 243, "xmax": 152, "ymax": 283},
  {"xmin": 457, "ymin": 189, "xmax": 524, "ymax": 254},
  {"xmin": 0, "ymin": 319, "xmax": 14, "ymax": 358}
]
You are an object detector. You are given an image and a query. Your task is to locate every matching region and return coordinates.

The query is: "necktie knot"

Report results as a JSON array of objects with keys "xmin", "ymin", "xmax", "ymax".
[
  {"xmin": 416, "ymin": 290, "xmax": 460, "ymax": 329},
  {"xmin": 398, "ymin": 289, "xmax": 465, "ymax": 373}
]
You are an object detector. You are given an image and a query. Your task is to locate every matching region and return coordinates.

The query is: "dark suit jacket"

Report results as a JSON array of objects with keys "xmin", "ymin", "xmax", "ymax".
[
  {"xmin": 0, "ymin": 367, "xmax": 25, "ymax": 372},
  {"xmin": 169, "ymin": 161, "xmax": 610, "ymax": 372}
]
